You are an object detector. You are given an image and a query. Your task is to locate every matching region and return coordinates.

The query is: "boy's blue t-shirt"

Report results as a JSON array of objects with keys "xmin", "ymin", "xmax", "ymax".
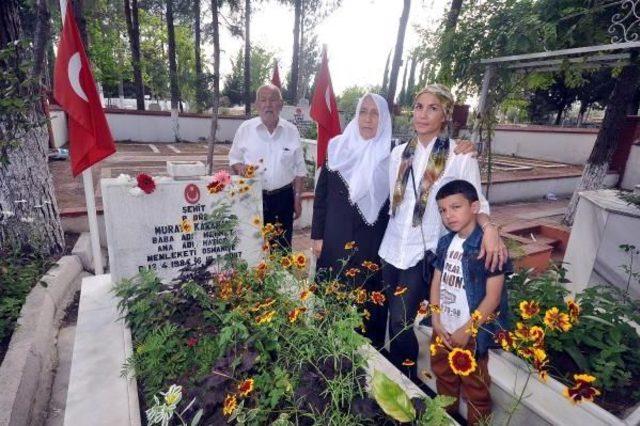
[{"xmin": 433, "ymin": 224, "xmax": 513, "ymax": 357}]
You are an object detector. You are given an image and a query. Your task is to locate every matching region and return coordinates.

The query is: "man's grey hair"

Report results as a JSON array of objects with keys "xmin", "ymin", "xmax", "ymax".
[{"xmin": 256, "ymin": 84, "xmax": 283, "ymax": 102}]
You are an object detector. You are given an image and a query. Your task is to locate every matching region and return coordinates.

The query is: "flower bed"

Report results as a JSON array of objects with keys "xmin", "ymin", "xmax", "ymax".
[{"xmin": 114, "ymin": 226, "xmax": 454, "ymax": 424}]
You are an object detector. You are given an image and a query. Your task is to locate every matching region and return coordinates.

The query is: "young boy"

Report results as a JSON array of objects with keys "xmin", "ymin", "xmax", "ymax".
[{"xmin": 429, "ymin": 179, "xmax": 511, "ymax": 426}]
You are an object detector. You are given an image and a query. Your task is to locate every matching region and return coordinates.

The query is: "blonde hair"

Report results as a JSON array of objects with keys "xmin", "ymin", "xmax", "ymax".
[{"xmin": 414, "ymin": 83, "xmax": 455, "ymax": 121}]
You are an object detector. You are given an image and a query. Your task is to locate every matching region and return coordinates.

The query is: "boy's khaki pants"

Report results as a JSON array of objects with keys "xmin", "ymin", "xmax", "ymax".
[{"xmin": 430, "ymin": 335, "xmax": 492, "ymax": 426}]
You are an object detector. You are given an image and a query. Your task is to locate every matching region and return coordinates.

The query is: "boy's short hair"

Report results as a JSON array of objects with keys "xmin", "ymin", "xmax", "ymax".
[{"xmin": 436, "ymin": 179, "xmax": 479, "ymax": 202}]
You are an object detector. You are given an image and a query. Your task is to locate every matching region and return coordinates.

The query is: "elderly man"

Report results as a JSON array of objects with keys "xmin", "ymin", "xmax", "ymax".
[{"xmin": 229, "ymin": 84, "xmax": 307, "ymax": 250}]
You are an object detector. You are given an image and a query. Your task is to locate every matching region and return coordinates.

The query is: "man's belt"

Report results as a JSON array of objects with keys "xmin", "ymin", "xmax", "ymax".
[{"xmin": 262, "ymin": 183, "xmax": 293, "ymax": 196}]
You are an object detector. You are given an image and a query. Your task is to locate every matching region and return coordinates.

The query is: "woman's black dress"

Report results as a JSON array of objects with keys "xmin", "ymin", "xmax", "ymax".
[{"xmin": 311, "ymin": 165, "xmax": 389, "ymax": 348}]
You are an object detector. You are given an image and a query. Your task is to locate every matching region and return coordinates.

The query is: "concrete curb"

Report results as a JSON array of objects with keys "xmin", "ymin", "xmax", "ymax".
[{"xmin": 0, "ymin": 255, "xmax": 84, "ymax": 426}]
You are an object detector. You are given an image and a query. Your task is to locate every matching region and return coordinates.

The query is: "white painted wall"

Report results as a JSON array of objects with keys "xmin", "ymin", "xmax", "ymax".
[
  {"xmin": 492, "ymin": 127, "xmax": 597, "ymax": 165},
  {"xmin": 621, "ymin": 144, "xmax": 640, "ymax": 190}
]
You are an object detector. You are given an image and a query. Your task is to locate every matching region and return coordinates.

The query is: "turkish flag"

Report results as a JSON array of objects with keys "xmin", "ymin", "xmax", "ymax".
[
  {"xmin": 54, "ymin": 1, "xmax": 115, "ymax": 177},
  {"xmin": 271, "ymin": 61, "xmax": 282, "ymax": 89},
  {"xmin": 310, "ymin": 48, "xmax": 341, "ymax": 168}
]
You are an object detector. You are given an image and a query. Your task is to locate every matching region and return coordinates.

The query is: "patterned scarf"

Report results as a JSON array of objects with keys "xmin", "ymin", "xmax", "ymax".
[{"xmin": 391, "ymin": 137, "xmax": 449, "ymax": 226}]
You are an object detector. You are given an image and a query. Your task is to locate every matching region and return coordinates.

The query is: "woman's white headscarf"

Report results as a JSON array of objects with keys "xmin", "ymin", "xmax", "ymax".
[{"xmin": 326, "ymin": 93, "xmax": 392, "ymax": 225}]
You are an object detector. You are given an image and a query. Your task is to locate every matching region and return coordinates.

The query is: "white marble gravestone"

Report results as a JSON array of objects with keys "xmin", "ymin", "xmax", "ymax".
[{"xmin": 102, "ymin": 172, "xmax": 264, "ymax": 283}]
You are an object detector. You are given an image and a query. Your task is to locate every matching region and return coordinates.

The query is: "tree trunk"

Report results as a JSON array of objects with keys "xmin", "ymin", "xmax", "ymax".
[
  {"xmin": 444, "ymin": 0, "xmax": 464, "ymax": 33},
  {"xmin": 399, "ymin": 59, "xmax": 409, "ymax": 106},
  {"xmin": 564, "ymin": 54, "xmax": 640, "ymax": 225},
  {"xmin": 32, "ymin": 0, "xmax": 50, "ymax": 79},
  {"xmin": 0, "ymin": 0, "xmax": 64, "ymax": 255},
  {"xmin": 290, "ymin": 0, "xmax": 301, "ymax": 105},
  {"xmin": 193, "ymin": 0, "xmax": 206, "ymax": 113},
  {"xmin": 407, "ymin": 53, "xmax": 417, "ymax": 102},
  {"xmin": 386, "ymin": 0, "xmax": 411, "ymax": 114},
  {"xmin": 166, "ymin": 0, "xmax": 180, "ymax": 140},
  {"xmin": 243, "ymin": 0, "xmax": 251, "ymax": 116},
  {"xmin": 577, "ymin": 100, "xmax": 588, "ymax": 127},
  {"xmin": 207, "ymin": 0, "xmax": 221, "ymax": 174},
  {"xmin": 382, "ymin": 50, "xmax": 391, "ymax": 95},
  {"xmin": 72, "ymin": 0, "xmax": 89, "ymax": 50},
  {"xmin": 554, "ymin": 104, "xmax": 564, "ymax": 125},
  {"xmin": 124, "ymin": 0, "xmax": 145, "ymax": 110}
]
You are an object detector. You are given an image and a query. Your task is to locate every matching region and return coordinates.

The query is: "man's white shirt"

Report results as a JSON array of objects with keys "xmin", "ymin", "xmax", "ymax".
[
  {"xmin": 228, "ymin": 117, "xmax": 307, "ymax": 191},
  {"xmin": 378, "ymin": 138, "xmax": 490, "ymax": 270}
]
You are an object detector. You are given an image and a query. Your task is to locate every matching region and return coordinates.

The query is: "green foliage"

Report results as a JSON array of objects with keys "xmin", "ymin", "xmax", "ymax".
[
  {"xmin": 337, "ymin": 85, "xmax": 382, "ymax": 123},
  {"xmin": 507, "ymin": 264, "xmax": 640, "ymax": 412},
  {"xmin": 0, "ymin": 245, "xmax": 52, "ymax": 359},
  {"xmin": 222, "ymin": 45, "xmax": 277, "ymax": 106},
  {"xmin": 371, "ymin": 370, "xmax": 416, "ymax": 422},
  {"xmin": 0, "ymin": 39, "xmax": 44, "ymax": 164}
]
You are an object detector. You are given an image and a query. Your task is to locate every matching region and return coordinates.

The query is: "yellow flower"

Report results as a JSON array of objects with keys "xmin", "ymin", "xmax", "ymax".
[
  {"xmin": 563, "ymin": 374, "xmax": 600, "ymax": 404},
  {"xmin": 529, "ymin": 325, "xmax": 545, "ymax": 347},
  {"xmin": 237, "ymin": 378, "xmax": 254, "ymax": 397},
  {"xmin": 256, "ymin": 310, "xmax": 276, "ymax": 325},
  {"xmin": 354, "ymin": 288, "xmax": 367, "ymax": 304},
  {"xmin": 300, "ymin": 288, "xmax": 312, "ymax": 301},
  {"xmin": 448, "ymin": 348, "xmax": 477, "ymax": 376},
  {"xmin": 544, "ymin": 307, "xmax": 572, "ymax": 332},
  {"xmin": 280, "ymin": 256, "xmax": 293, "ymax": 269},
  {"xmin": 394, "ymin": 285, "xmax": 408, "ymax": 296},
  {"xmin": 566, "ymin": 298, "xmax": 580, "ymax": 323},
  {"xmin": 344, "ymin": 241, "xmax": 356, "ymax": 250},
  {"xmin": 251, "ymin": 215, "xmax": 262, "ymax": 227},
  {"xmin": 345, "ymin": 268, "xmax": 361, "ymax": 278},
  {"xmin": 430, "ymin": 304, "xmax": 441, "ymax": 315},
  {"xmin": 288, "ymin": 307, "xmax": 306, "ymax": 323},
  {"xmin": 361, "ymin": 260, "xmax": 380, "ymax": 272},
  {"xmin": 519, "ymin": 300, "xmax": 540, "ymax": 320},
  {"xmin": 293, "ymin": 252, "xmax": 307, "ymax": 269},
  {"xmin": 430, "ymin": 336, "xmax": 444, "ymax": 356},
  {"xmin": 223, "ymin": 394, "xmax": 237, "ymax": 416},
  {"xmin": 471, "ymin": 310, "xmax": 482, "ymax": 323},
  {"xmin": 362, "ymin": 309, "xmax": 371, "ymax": 321},
  {"xmin": 163, "ymin": 384, "xmax": 182, "ymax": 408},
  {"xmin": 243, "ymin": 164, "xmax": 257, "ymax": 178}
]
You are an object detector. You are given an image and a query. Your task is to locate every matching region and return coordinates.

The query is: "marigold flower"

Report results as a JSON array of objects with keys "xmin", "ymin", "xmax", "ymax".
[
  {"xmin": 563, "ymin": 374, "xmax": 600, "ymax": 404},
  {"xmin": 309, "ymin": 284, "xmax": 318, "ymax": 293},
  {"xmin": 293, "ymin": 252, "xmax": 307, "ymax": 269},
  {"xmin": 566, "ymin": 298, "xmax": 580, "ymax": 323},
  {"xmin": 515, "ymin": 322, "xmax": 530, "ymax": 340},
  {"xmin": 300, "ymin": 288, "xmax": 312, "ymax": 301},
  {"xmin": 402, "ymin": 359, "xmax": 415, "ymax": 367},
  {"xmin": 256, "ymin": 310, "xmax": 276, "ymax": 325},
  {"xmin": 544, "ymin": 307, "xmax": 572, "ymax": 332},
  {"xmin": 288, "ymin": 307, "xmax": 306, "ymax": 323},
  {"xmin": 223, "ymin": 394, "xmax": 237, "ymax": 416},
  {"xmin": 519, "ymin": 300, "xmax": 540, "ymax": 320},
  {"xmin": 207, "ymin": 180, "xmax": 225, "ymax": 194},
  {"xmin": 465, "ymin": 322, "xmax": 479, "ymax": 337},
  {"xmin": 370, "ymin": 291, "xmax": 386, "ymax": 306},
  {"xmin": 243, "ymin": 164, "xmax": 257, "ymax": 178},
  {"xmin": 344, "ymin": 241, "xmax": 357, "ymax": 250},
  {"xmin": 237, "ymin": 378, "xmax": 254, "ymax": 397},
  {"xmin": 362, "ymin": 309, "xmax": 371, "ymax": 321},
  {"xmin": 448, "ymin": 348, "xmax": 477, "ymax": 376},
  {"xmin": 430, "ymin": 335, "xmax": 444, "ymax": 356},
  {"xmin": 354, "ymin": 288, "xmax": 367, "ymax": 304},
  {"xmin": 136, "ymin": 173, "xmax": 156, "ymax": 194},
  {"xmin": 180, "ymin": 218, "xmax": 193, "ymax": 233},
  {"xmin": 280, "ymin": 256, "xmax": 293, "ymax": 269},
  {"xmin": 529, "ymin": 325, "xmax": 545, "ymax": 347},
  {"xmin": 361, "ymin": 260, "xmax": 380, "ymax": 272},
  {"xmin": 251, "ymin": 215, "xmax": 262, "ymax": 227},
  {"xmin": 345, "ymin": 268, "xmax": 361, "ymax": 278},
  {"xmin": 471, "ymin": 310, "xmax": 482, "ymax": 323},
  {"xmin": 394, "ymin": 285, "xmax": 408, "ymax": 296},
  {"xmin": 430, "ymin": 304, "xmax": 441, "ymax": 315},
  {"xmin": 417, "ymin": 300, "xmax": 429, "ymax": 316},
  {"xmin": 494, "ymin": 329, "xmax": 514, "ymax": 351}
]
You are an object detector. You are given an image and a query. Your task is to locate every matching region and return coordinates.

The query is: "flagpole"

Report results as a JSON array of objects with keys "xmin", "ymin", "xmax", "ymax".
[
  {"xmin": 82, "ymin": 168, "xmax": 103, "ymax": 274},
  {"xmin": 59, "ymin": 0, "xmax": 103, "ymax": 275}
]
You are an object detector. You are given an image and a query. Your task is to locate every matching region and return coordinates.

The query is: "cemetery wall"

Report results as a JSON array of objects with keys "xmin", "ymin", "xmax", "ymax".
[{"xmin": 621, "ymin": 143, "xmax": 640, "ymax": 190}]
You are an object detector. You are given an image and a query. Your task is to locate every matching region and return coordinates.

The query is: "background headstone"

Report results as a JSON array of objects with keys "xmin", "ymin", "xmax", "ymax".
[{"xmin": 102, "ymin": 174, "xmax": 263, "ymax": 283}]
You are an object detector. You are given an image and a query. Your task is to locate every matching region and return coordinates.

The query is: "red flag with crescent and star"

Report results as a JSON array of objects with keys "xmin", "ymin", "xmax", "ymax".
[
  {"xmin": 310, "ymin": 47, "xmax": 341, "ymax": 168},
  {"xmin": 54, "ymin": 0, "xmax": 115, "ymax": 177}
]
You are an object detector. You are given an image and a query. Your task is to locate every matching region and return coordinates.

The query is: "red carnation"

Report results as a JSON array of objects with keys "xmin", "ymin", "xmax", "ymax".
[{"xmin": 136, "ymin": 173, "xmax": 156, "ymax": 194}]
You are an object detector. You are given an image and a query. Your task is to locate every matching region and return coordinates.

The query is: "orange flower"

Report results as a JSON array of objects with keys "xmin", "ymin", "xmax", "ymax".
[
  {"xmin": 354, "ymin": 288, "xmax": 367, "ymax": 304},
  {"xmin": 344, "ymin": 241, "xmax": 357, "ymax": 250},
  {"xmin": 402, "ymin": 359, "xmax": 415, "ymax": 367},
  {"xmin": 544, "ymin": 307, "xmax": 572, "ymax": 332},
  {"xmin": 180, "ymin": 219, "xmax": 193, "ymax": 233},
  {"xmin": 515, "ymin": 322, "xmax": 530, "ymax": 340},
  {"xmin": 255, "ymin": 310, "xmax": 276, "ymax": 325},
  {"xmin": 223, "ymin": 394, "xmax": 237, "ymax": 416},
  {"xmin": 430, "ymin": 335, "xmax": 444, "ymax": 356},
  {"xmin": 325, "ymin": 280, "xmax": 342, "ymax": 295},
  {"xmin": 519, "ymin": 300, "xmax": 540, "ymax": 320},
  {"xmin": 430, "ymin": 304, "xmax": 441, "ymax": 315},
  {"xmin": 293, "ymin": 252, "xmax": 307, "ymax": 269},
  {"xmin": 566, "ymin": 298, "xmax": 580, "ymax": 323},
  {"xmin": 448, "ymin": 348, "xmax": 477, "ymax": 376},
  {"xmin": 207, "ymin": 180, "xmax": 225, "ymax": 194},
  {"xmin": 288, "ymin": 307, "xmax": 306, "ymax": 323},
  {"xmin": 563, "ymin": 374, "xmax": 600, "ymax": 404},
  {"xmin": 237, "ymin": 378, "xmax": 255, "ymax": 397},
  {"xmin": 517, "ymin": 346, "xmax": 535, "ymax": 360},
  {"xmin": 529, "ymin": 325, "xmax": 545, "ymax": 347},
  {"xmin": 219, "ymin": 282, "xmax": 233, "ymax": 301},
  {"xmin": 494, "ymin": 329, "xmax": 514, "ymax": 351},
  {"xmin": 251, "ymin": 215, "xmax": 262, "ymax": 227},
  {"xmin": 417, "ymin": 301, "xmax": 429, "ymax": 316},
  {"xmin": 300, "ymin": 288, "xmax": 312, "ymax": 301},
  {"xmin": 370, "ymin": 291, "xmax": 386, "ymax": 306},
  {"xmin": 345, "ymin": 268, "xmax": 361, "ymax": 278},
  {"xmin": 280, "ymin": 256, "xmax": 293, "ymax": 269},
  {"xmin": 243, "ymin": 164, "xmax": 257, "ymax": 178},
  {"xmin": 394, "ymin": 285, "xmax": 408, "ymax": 296},
  {"xmin": 361, "ymin": 260, "xmax": 380, "ymax": 272},
  {"xmin": 309, "ymin": 284, "xmax": 318, "ymax": 293}
]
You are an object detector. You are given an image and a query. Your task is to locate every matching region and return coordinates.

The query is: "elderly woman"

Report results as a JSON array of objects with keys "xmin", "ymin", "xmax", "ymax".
[
  {"xmin": 378, "ymin": 84, "xmax": 507, "ymax": 378},
  {"xmin": 311, "ymin": 93, "xmax": 392, "ymax": 348}
]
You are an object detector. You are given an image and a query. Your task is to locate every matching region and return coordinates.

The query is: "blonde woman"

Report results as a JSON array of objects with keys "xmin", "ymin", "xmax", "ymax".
[{"xmin": 378, "ymin": 84, "xmax": 507, "ymax": 378}]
